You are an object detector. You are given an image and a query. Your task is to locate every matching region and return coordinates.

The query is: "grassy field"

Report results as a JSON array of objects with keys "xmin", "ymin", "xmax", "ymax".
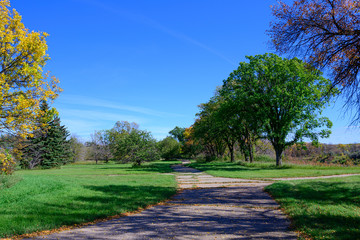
[
  {"xmin": 187, "ymin": 161, "xmax": 360, "ymax": 179},
  {"xmin": 265, "ymin": 176, "xmax": 360, "ymax": 240},
  {"xmin": 0, "ymin": 161, "xmax": 179, "ymax": 238}
]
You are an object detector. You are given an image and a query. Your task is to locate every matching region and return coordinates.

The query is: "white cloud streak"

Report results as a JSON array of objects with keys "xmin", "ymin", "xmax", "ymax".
[{"xmin": 57, "ymin": 94, "xmax": 183, "ymax": 118}]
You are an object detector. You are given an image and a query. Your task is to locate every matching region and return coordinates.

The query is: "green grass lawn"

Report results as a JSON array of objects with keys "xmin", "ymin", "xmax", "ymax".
[
  {"xmin": 265, "ymin": 176, "xmax": 360, "ymax": 240},
  {"xmin": 0, "ymin": 161, "xmax": 179, "ymax": 238},
  {"xmin": 187, "ymin": 161, "xmax": 360, "ymax": 179}
]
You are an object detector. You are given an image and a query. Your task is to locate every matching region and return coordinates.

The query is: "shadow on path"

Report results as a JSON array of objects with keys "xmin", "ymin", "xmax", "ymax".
[{"xmin": 26, "ymin": 162, "xmax": 298, "ymax": 240}]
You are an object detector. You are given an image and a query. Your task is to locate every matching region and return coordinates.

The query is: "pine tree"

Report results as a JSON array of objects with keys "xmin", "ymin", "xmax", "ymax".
[
  {"xmin": 41, "ymin": 116, "xmax": 71, "ymax": 168},
  {"xmin": 22, "ymin": 101, "xmax": 72, "ymax": 169}
]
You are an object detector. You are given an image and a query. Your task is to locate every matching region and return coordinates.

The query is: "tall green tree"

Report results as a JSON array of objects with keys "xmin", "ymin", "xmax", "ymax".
[
  {"xmin": 22, "ymin": 101, "xmax": 71, "ymax": 168},
  {"xmin": 40, "ymin": 115, "xmax": 71, "ymax": 168},
  {"xmin": 193, "ymin": 100, "xmax": 226, "ymax": 160},
  {"xmin": 224, "ymin": 53, "xmax": 336, "ymax": 166}
]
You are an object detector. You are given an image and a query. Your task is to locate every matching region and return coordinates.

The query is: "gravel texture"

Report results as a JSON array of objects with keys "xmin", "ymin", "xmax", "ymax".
[{"xmin": 25, "ymin": 163, "xmax": 298, "ymax": 240}]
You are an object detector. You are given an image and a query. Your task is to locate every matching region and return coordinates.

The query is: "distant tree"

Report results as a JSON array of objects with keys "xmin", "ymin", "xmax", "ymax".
[
  {"xmin": 0, "ymin": 0, "xmax": 61, "ymax": 138},
  {"xmin": 157, "ymin": 136, "xmax": 181, "ymax": 160},
  {"xmin": 193, "ymin": 100, "xmax": 226, "ymax": 160},
  {"xmin": 68, "ymin": 135, "xmax": 85, "ymax": 162},
  {"xmin": 224, "ymin": 54, "xmax": 336, "ymax": 166},
  {"xmin": 88, "ymin": 130, "xmax": 112, "ymax": 164},
  {"xmin": 107, "ymin": 121, "xmax": 139, "ymax": 158},
  {"xmin": 269, "ymin": 0, "xmax": 360, "ymax": 120},
  {"xmin": 169, "ymin": 126, "xmax": 186, "ymax": 143},
  {"xmin": 182, "ymin": 126, "xmax": 201, "ymax": 158},
  {"xmin": 115, "ymin": 129, "xmax": 159, "ymax": 166}
]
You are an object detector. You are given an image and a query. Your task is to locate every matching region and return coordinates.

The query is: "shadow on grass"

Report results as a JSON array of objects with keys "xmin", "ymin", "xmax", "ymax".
[
  {"xmin": 97, "ymin": 162, "xmax": 175, "ymax": 173},
  {"xmin": 266, "ymin": 181, "xmax": 360, "ymax": 240},
  {"xmin": 0, "ymin": 185, "xmax": 176, "ymax": 238}
]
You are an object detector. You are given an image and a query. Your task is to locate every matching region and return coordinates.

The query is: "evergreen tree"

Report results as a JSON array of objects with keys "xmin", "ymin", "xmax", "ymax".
[
  {"xmin": 41, "ymin": 116, "xmax": 71, "ymax": 168},
  {"xmin": 22, "ymin": 101, "xmax": 72, "ymax": 169}
]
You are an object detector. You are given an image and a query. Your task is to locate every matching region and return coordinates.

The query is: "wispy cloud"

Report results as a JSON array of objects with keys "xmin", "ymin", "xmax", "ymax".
[
  {"xmin": 61, "ymin": 119, "xmax": 101, "ymax": 139},
  {"xmin": 58, "ymin": 108, "xmax": 146, "ymax": 123},
  {"xmin": 77, "ymin": 0, "xmax": 236, "ymax": 66},
  {"xmin": 54, "ymin": 94, "xmax": 183, "ymax": 140},
  {"xmin": 57, "ymin": 94, "xmax": 183, "ymax": 118}
]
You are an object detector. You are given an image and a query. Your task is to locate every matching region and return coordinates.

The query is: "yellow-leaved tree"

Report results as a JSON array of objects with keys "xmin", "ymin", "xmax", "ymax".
[
  {"xmin": 0, "ymin": 0, "xmax": 61, "ymax": 174},
  {"xmin": 0, "ymin": 0, "xmax": 61, "ymax": 138}
]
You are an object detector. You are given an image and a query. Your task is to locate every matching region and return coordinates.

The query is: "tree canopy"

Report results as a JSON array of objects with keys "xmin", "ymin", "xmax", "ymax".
[
  {"xmin": 269, "ymin": 0, "xmax": 360, "ymax": 119},
  {"xmin": 224, "ymin": 54, "xmax": 336, "ymax": 165},
  {"xmin": 0, "ymin": 0, "xmax": 61, "ymax": 138}
]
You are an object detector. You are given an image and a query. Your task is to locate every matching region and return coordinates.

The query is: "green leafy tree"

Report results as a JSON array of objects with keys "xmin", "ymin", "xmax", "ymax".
[
  {"xmin": 115, "ymin": 129, "xmax": 159, "ymax": 166},
  {"xmin": 68, "ymin": 135, "xmax": 85, "ymax": 162},
  {"xmin": 169, "ymin": 126, "xmax": 186, "ymax": 143},
  {"xmin": 107, "ymin": 121, "xmax": 138, "ymax": 159},
  {"xmin": 193, "ymin": 100, "xmax": 226, "ymax": 160},
  {"xmin": 157, "ymin": 136, "xmax": 181, "ymax": 160},
  {"xmin": 223, "ymin": 53, "xmax": 336, "ymax": 166}
]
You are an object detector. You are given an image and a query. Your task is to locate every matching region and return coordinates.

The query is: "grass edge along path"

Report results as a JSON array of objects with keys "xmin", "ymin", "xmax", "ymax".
[
  {"xmin": 187, "ymin": 161, "xmax": 360, "ymax": 179},
  {"xmin": 0, "ymin": 161, "xmax": 179, "ymax": 239},
  {"xmin": 265, "ymin": 176, "xmax": 360, "ymax": 240}
]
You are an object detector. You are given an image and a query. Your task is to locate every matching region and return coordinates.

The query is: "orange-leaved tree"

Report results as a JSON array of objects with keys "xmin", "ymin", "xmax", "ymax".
[{"xmin": 269, "ymin": 0, "xmax": 360, "ymax": 117}]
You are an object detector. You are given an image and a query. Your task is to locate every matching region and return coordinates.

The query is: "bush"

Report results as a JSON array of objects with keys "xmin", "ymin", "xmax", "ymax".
[
  {"xmin": 254, "ymin": 154, "xmax": 275, "ymax": 162},
  {"xmin": 0, "ymin": 149, "xmax": 16, "ymax": 175}
]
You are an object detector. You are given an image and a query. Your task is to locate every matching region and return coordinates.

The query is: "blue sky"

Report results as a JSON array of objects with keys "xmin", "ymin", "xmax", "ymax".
[{"xmin": 12, "ymin": 0, "xmax": 359, "ymax": 143}]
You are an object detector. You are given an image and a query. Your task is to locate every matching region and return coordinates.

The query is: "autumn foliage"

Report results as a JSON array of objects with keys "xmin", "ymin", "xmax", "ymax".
[
  {"xmin": 0, "ymin": 0, "xmax": 61, "ymax": 138},
  {"xmin": 269, "ymin": 0, "xmax": 360, "ymax": 117},
  {"xmin": 0, "ymin": 149, "xmax": 15, "ymax": 175}
]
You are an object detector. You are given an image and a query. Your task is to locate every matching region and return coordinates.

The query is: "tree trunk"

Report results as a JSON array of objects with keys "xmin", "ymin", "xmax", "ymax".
[
  {"xmin": 244, "ymin": 151, "xmax": 249, "ymax": 162},
  {"xmin": 275, "ymin": 149, "xmax": 283, "ymax": 166},
  {"xmin": 227, "ymin": 142, "xmax": 234, "ymax": 162},
  {"xmin": 249, "ymin": 145, "xmax": 254, "ymax": 163}
]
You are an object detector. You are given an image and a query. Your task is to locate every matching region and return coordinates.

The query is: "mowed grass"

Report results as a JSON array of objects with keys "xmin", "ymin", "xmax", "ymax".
[
  {"xmin": 187, "ymin": 161, "xmax": 360, "ymax": 179},
  {"xmin": 0, "ymin": 161, "xmax": 179, "ymax": 238},
  {"xmin": 265, "ymin": 176, "xmax": 360, "ymax": 240}
]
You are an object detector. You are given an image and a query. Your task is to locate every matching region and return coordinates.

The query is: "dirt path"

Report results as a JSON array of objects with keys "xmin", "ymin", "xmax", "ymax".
[{"xmin": 25, "ymin": 163, "xmax": 299, "ymax": 240}]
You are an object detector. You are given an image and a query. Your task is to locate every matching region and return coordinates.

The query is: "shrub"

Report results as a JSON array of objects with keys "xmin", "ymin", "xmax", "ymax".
[{"xmin": 0, "ymin": 149, "xmax": 16, "ymax": 175}]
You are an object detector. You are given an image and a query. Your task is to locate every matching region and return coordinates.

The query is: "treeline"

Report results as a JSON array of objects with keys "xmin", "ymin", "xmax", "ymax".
[
  {"xmin": 180, "ymin": 53, "xmax": 338, "ymax": 166},
  {"xmin": 284, "ymin": 143, "xmax": 360, "ymax": 165},
  {"xmin": 83, "ymin": 121, "xmax": 182, "ymax": 166}
]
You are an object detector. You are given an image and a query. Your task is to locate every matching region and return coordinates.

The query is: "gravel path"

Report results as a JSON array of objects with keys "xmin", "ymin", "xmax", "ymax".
[
  {"xmin": 22, "ymin": 161, "xmax": 360, "ymax": 240},
  {"xmin": 25, "ymin": 162, "xmax": 297, "ymax": 240},
  {"xmin": 25, "ymin": 162, "xmax": 300, "ymax": 240}
]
